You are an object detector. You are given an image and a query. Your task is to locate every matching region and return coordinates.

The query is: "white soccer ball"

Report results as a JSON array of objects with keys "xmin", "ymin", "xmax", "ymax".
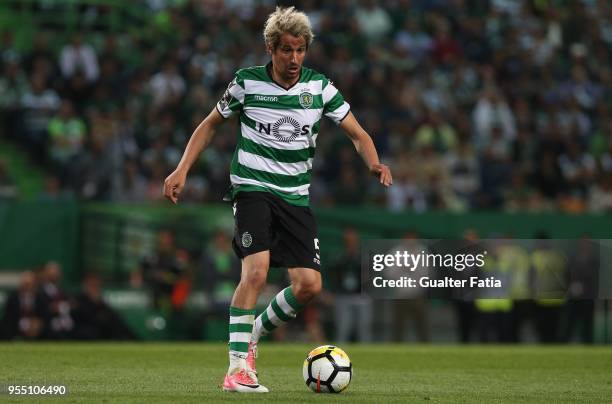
[{"xmin": 302, "ymin": 345, "xmax": 352, "ymax": 393}]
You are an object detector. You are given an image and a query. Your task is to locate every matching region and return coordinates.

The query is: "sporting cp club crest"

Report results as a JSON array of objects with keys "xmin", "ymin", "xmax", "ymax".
[
  {"xmin": 299, "ymin": 91, "xmax": 313, "ymax": 109},
  {"xmin": 241, "ymin": 232, "xmax": 253, "ymax": 248}
]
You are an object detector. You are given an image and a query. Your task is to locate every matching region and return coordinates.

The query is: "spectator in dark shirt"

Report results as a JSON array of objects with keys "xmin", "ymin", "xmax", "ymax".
[
  {"xmin": 1, "ymin": 271, "xmax": 46, "ymax": 340},
  {"xmin": 72, "ymin": 273, "xmax": 136, "ymax": 340},
  {"xmin": 39, "ymin": 261, "xmax": 74, "ymax": 339}
]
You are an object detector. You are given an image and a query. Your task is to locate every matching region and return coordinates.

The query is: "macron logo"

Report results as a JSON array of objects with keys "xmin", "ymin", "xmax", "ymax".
[{"xmin": 255, "ymin": 95, "xmax": 278, "ymax": 102}]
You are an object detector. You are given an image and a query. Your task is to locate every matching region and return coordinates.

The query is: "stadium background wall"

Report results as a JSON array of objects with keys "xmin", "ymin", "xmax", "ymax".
[
  {"xmin": 1, "ymin": 201, "xmax": 611, "ymax": 340},
  {"xmin": 1, "ymin": 201, "xmax": 612, "ymax": 286}
]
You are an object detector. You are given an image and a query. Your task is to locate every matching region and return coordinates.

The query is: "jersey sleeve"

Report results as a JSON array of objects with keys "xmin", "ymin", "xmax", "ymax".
[
  {"xmin": 216, "ymin": 76, "xmax": 245, "ymax": 119},
  {"xmin": 322, "ymin": 79, "xmax": 350, "ymax": 125}
]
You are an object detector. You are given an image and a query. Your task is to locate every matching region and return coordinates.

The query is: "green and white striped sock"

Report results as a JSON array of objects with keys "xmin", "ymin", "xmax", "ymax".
[
  {"xmin": 228, "ymin": 306, "xmax": 255, "ymax": 373},
  {"xmin": 251, "ymin": 287, "xmax": 304, "ymax": 344}
]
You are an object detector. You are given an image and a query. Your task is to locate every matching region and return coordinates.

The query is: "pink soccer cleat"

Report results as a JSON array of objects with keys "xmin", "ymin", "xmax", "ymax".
[
  {"xmin": 246, "ymin": 342, "xmax": 258, "ymax": 379},
  {"xmin": 222, "ymin": 369, "xmax": 268, "ymax": 393}
]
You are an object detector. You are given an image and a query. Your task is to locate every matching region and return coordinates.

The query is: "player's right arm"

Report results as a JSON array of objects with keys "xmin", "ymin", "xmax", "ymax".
[
  {"xmin": 164, "ymin": 74, "xmax": 244, "ymax": 204},
  {"xmin": 163, "ymin": 108, "xmax": 225, "ymax": 204}
]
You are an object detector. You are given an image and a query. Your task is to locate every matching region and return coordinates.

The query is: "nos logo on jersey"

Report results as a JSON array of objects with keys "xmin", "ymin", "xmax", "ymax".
[
  {"xmin": 258, "ymin": 117, "xmax": 310, "ymax": 143},
  {"xmin": 299, "ymin": 91, "xmax": 313, "ymax": 109}
]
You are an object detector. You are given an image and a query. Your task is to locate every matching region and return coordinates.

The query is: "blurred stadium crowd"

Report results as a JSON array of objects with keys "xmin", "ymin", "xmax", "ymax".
[
  {"xmin": 0, "ymin": 261, "xmax": 135, "ymax": 340},
  {"xmin": 1, "ymin": 0, "xmax": 612, "ymax": 211},
  {"xmin": 1, "ymin": 226, "xmax": 599, "ymax": 343}
]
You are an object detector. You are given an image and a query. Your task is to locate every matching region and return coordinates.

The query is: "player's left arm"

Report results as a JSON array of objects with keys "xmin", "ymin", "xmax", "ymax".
[{"xmin": 339, "ymin": 112, "xmax": 392, "ymax": 187}]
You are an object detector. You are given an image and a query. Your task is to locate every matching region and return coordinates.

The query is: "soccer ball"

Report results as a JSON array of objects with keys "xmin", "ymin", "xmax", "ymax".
[{"xmin": 302, "ymin": 345, "xmax": 352, "ymax": 393}]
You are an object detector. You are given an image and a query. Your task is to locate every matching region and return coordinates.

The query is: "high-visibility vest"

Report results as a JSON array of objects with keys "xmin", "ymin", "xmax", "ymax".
[
  {"xmin": 475, "ymin": 253, "xmax": 513, "ymax": 312},
  {"xmin": 531, "ymin": 248, "xmax": 567, "ymax": 306},
  {"xmin": 498, "ymin": 244, "xmax": 531, "ymax": 299}
]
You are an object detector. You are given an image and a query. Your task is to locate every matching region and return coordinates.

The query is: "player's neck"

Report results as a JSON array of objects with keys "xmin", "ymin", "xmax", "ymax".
[
  {"xmin": 267, "ymin": 62, "xmax": 300, "ymax": 90},
  {"xmin": 275, "ymin": 73, "xmax": 299, "ymax": 89}
]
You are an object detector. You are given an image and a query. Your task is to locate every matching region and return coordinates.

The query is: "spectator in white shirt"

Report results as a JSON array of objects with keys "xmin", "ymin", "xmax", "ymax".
[
  {"xmin": 473, "ymin": 86, "xmax": 517, "ymax": 149},
  {"xmin": 59, "ymin": 33, "xmax": 100, "ymax": 83},
  {"xmin": 149, "ymin": 60, "xmax": 186, "ymax": 108},
  {"xmin": 20, "ymin": 73, "xmax": 60, "ymax": 159},
  {"xmin": 354, "ymin": 0, "xmax": 392, "ymax": 42},
  {"xmin": 559, "ymin": 140, "xmax": 596, "ymax": 196}
]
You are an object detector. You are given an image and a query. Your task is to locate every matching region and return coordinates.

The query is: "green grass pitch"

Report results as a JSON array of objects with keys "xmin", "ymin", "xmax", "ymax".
[{"xmin": 1, "ymin": 343, "xmax": 611, "ymax": 403}]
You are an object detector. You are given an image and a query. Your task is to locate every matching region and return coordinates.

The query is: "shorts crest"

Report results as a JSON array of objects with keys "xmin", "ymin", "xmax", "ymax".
[{"xmin": 242, "ymin": 231, "xmax": 253, "ymax": 248}]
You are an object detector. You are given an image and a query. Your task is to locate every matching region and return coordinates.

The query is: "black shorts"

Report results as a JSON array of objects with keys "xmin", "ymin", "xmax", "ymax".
[{"xmin": 231, "ymin": 191, "xmax": 320, "ymax": 271}]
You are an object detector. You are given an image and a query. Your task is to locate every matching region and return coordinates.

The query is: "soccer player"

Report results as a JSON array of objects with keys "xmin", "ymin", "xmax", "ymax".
[{"xmin": 163, "ymin": 6, "xmax": 392, "ymax": 393}]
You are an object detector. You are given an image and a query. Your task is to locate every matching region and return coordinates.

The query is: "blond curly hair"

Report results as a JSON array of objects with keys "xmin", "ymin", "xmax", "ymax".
[{"xmin": 263, "ymin": 6, "xmax": 314, "ymax": 50}]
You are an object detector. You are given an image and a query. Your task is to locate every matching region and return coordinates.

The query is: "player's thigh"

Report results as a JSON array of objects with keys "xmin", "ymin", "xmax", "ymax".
[
  {"xmin": 232, "ymin": 192, "xmax": 273, "ymax": 258},
  {"xmin": 272, "ymin": 201, "xmax": 321, "ymax": 270},
  {"xmin": 240, "ymin": 250, "xmax": 270, "ymax": 285}
]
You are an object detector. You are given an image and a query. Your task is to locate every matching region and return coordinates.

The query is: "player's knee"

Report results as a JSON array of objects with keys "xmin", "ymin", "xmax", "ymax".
[
  {"xmin": 242, "ymin": 267, "xmax": 268, "ymax": 291},
  {"xmin": 294, "ymin": 276, "xmax": 322, "ymax": 302}
]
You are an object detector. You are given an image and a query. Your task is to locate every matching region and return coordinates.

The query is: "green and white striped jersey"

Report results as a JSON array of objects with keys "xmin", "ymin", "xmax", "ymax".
[{"xmin": 216, "ymin": 63, "xmax": 350, "ymax": 206}]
